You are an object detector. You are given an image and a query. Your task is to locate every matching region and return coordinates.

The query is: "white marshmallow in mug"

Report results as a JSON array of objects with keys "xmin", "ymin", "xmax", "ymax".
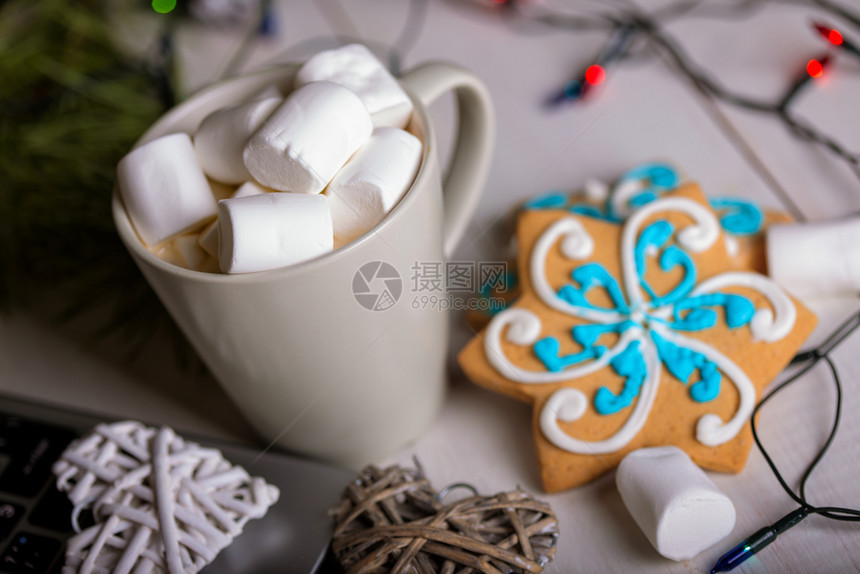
[
  {"xmin": 243, "ymin": 81, "xmax": 373, "ymax": 194},
  {"xmin": 194, "ymin": 97, "xmax": 282, "ymax": 185},
  {"xmin": 218, "ymin": 193, "xmax": 333, "ymax": 274},
  {"xmin": 767, "ymin": 218, "xmax": 860, "ymax": 299},
  {"xmin": 198, "ymin": 220, "xmax": 219, "ymax": 257},
  {"xmin": 197, "ymin": 181, "xmax": 270, "ymax": 257},
  {"xmin": 232, "ymin": 180, "xmax": 272, "ymax": 199},
  {"xmin": 117, "ymin": 132, "xmax": 217, "ymax": 246},
  {"xmin": 295, "ymin": 44, "xmax": 414, "ymax": 129},
  {"xmin": 616, "ymin": 446, "xmax": 736, "ymax": 561},
  {"xmin": 325, "ymin": 127, "xmax": 422, "ymax": 243}
]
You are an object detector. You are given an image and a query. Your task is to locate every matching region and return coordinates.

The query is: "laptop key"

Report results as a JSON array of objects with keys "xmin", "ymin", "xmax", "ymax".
[
  {"xmin": 0, "ymin": 532, "xmax": 61, "ymax": 573},
  {"xmin": 26, "ymin": 489, "xmax": 74, "ymax": 534},
  {"xmin": 0, "ymin": 416, "xmax": 76, "ymax": 498},
  {"xmin": 0, "ymin": 501, "xmax": 24, "ymax": 541}
]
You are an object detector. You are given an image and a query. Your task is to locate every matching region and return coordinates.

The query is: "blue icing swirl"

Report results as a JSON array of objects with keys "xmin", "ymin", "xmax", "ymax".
[
  {"xmin": 652, "ymin": 246, "xmax": 696, "ymax": 307},
  {"xmin": 709, "ymin": 197, "xmax": 764, "ymax": 236},
  {"xmin": 651, "ymin": 331, "xmax": 721, "ymax": 402},
  {"xmin": 534, "ymin": 336, "xmax": 602, "ymax": 372},
  {"xmin": 671, "ymin": 293, "xmax": 755, "ymax": 331},
  {"xmin": 628, "ymin": 190, "xmax": 658, "ymax": 208},
  {"xmin": 634, "ymin": 221, "xmax": 674, "ymax": 301},
  {"xmin": 569, "ymin": 204, "xmax": 618, "ymax": 222},
  {"xmin": 594, "ymin": 340, "xmax": 648, "ymax": 415},
  {"xmin": 623, "ymin": 163, "xmax": 680, "ymax": 190},
  {"xmin": 558, "ymin": 263, "xmax": 630, "ymax": 313},
  {"xmin": 524, "ymin": 191, "xmax": 568, "ymax": 210},
  {"xmin": 634, "ymin": 222, "xmax": 697, "ymax": 307},
  {"xmin": 533, "ymin": 321, "xmax": 633, "ymax": 373},
  {"xmin": 607, "ymin": 162, "xmax": 680, "ymax": 220}
]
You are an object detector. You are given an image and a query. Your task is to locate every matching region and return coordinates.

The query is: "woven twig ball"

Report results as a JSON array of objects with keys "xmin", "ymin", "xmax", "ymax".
[
  {"xmin": 53, "ymin": 421, "xmax": 279, "ymax": 574},
  {"xmin": 331, "ymin": 462, "xmax": 559, "ymax": 573}
]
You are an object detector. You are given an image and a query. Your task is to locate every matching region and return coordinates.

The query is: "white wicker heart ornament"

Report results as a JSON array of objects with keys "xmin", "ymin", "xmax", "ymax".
[{"xmin": 53, "ymin": 421, "xmax": 280, "ymax": 574}]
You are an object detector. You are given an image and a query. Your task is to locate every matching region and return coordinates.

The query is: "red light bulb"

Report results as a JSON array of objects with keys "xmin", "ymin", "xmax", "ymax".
[
  {"xmin": 807, "ymin": 59, "xmax": 824, "ymax": 78},
  {"xmin": 585, "ymin": 65, "xmax": 606, "ymax": 86},
  {"xmin": 828, "ymin": 29, "xmax": 843, "ymax": 45}
]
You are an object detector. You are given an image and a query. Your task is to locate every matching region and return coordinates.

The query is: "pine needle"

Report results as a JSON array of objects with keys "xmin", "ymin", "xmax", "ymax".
[{"xmin": 0, "ymin": 0, "xmax": 196, "ymax": 363}]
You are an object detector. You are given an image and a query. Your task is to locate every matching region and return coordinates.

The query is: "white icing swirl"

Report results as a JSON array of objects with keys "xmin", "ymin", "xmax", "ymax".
[
  {"xmin": 608, "ymin": 178, "xmax": 645, "ymax": 219},
  {"xmin": 530, "ymin": 217, "xmax": 624, "ymax": 323},
  {"xmin": 651, "ymin": 325, "xmax": 756, "ymax": 447},
  {"xmin": 483, "ymin": 308, "xmax": 639, "ymax": 384},
  {"xmin": 691, "ymin": 272, "xmax": 796, "ymax": 342},
  {"xmin": 621, "ymin": 198, "xmax": 721, "ymax": 309},
  {"xmin": 539, "ymin": 334, "xmax": 661, "ymax": 454}
]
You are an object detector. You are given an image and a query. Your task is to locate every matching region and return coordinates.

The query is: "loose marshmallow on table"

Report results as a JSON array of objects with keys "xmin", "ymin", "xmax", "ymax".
[
  {"xmin": 616, "ymin": 446, "xmax": 736, "ymax": 561},
  {"xmin": 194, "ymin": 97, "xmax": 282, "ymax": 185},
  {"xmin": 325, "ymin": 127, "xmax": 422, "ymax": 243},
  {"xmin": 218, "ymin": 193, "xmax": 333, "ymax": 274},
  {"xmin": 767, "ymin": 218, "xmax": 860, "ymax": 299},
  {"xmin": 243, "ymin": 81, "xmax": 373, "ymax": 194},
  {"xmin": 295, "ymin": 44, "xmax": 414, "ymax": 129},
  {"xmin": 117, "ymin": 132, "xmax": 217, "ymax": 246}
]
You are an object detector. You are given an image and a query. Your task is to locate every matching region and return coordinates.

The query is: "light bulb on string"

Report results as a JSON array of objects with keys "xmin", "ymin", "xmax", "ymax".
[
  {"xmin": 807, "ymin": 59, "xmax": 825, "ymax": 78},
  {"xmin": 585, "ymin": 65, "xmax": 606, "ymax": 86},
  {"xmin": 545, "ymin": 24, "xmax": 636, "ymax": 107},
  {"xmin": 812, "ymin": 20, "xmax": 860, "ymax": 58},
  {"xmin": 778, "ymin": 53, "xmax": 830, "ymax": 110}
]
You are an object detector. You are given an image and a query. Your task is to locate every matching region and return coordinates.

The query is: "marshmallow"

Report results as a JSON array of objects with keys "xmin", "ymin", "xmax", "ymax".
[
  {"xmin": 767, "ymin": 218, "xmax": 860, "ymax": 299},
  {"xmin": 117, "ymin": 133, "xmax": 217, "ymax": 246},
  {"xmin": 295, "ymin": 44, "xmax": 413, "ymax": 128},
  {"xmin": 616, "ymin": 446, "xmax": 736, "ymax": 561},
  {"xmin": 198, "ymin": 182, "xmax": 270, "ymax": 258},
  {"xmin": 248, "ymin": 85, "xmax": 282, "ymax": 102},
  {"xmin": 232, "ymin": 180, "xmax": 271, "ymax": 199},
  {"xmin": 243, "ymin": 81, "xmax": 373, "ymax": 194},
  {"xmin": 325, "ymin": 127, "xmax": 422, "ymax": 243},
  {"xmin": 194, "ymin": 97, "xmax": 282, "ymax": 185},
  {"xmin": 218, "ymin": 193, "xmax": 333, "ymax": 274},
  {"xmin": 199, "ymin": 220, "xmax": 219, "ymax": 257},
  {"xmin": 174, "ymin": 234, "xmax": 209, "ymax": 270}
]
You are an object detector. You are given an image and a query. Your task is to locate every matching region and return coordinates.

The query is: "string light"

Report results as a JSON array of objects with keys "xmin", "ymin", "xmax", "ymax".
[
  {"xmin": 813, "ymin": 21, "xmax": 843, "ymax": 46},
  {"xmin": 807, "ymin": 58, "xmax": 825, "ymax": 78},
  {"xmin": 711, "ymin": 312, "xmax": 860, "ymax": 572},
  {"xmin": 812, "ymin": 20, "xmax": 860, "ymax": 58},
  {"xmin": 585, "ymin": 64, "xmax": 606, "ymax": 85},
  {"xmin": 151, "ymin": 0, "xmax": 177, "ymax": 14},
  {"xmin": 546, "ymin": 24, "xmax": 636, "ymax": 106}
]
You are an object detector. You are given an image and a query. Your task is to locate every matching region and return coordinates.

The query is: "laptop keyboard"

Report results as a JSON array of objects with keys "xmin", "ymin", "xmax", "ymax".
[{"xmin": 0, "ymin": 413, "xmax": 78, "ymax": 573}]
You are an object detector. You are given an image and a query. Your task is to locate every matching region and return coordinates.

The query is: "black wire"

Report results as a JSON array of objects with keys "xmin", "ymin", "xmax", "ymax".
[
  {"xmin": 751, "ymin": 312, "xmax": 860, "ymax": 529},
  {"xmin": 459, "ymin": 0, "xmax": 860, "ymax": 199}
]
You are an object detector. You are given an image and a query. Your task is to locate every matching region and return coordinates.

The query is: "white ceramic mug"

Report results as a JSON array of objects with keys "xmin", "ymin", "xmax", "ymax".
[{"xmin": 112, "ymin": 62, "xmax": 494, "ymax": 468}]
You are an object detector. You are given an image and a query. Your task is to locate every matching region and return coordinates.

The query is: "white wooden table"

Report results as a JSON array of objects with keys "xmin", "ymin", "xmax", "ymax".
[{"xmin": 3, "ymin": 1, "xmax": 860, "ymax": 572}]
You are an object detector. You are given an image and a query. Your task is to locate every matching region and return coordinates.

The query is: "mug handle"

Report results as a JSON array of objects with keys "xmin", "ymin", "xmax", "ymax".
[{"xmin": 399, "ymin": 62, "xmax": 495, "ymax": 259}]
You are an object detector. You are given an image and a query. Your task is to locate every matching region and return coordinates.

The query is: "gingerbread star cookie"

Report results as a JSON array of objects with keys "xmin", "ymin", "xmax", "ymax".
[{"xmin": 458, "ymin": 184, "xmax": 815, "ymax": 492}]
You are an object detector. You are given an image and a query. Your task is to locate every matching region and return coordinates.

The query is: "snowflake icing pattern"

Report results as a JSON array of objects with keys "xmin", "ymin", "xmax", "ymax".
[{"xmin": 483, "ymin": 196, "xmax": 797, "ymax": 455}]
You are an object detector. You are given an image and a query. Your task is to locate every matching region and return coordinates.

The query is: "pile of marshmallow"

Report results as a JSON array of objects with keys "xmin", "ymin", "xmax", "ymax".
[{"xmin": 117, "ymin": 44, "xmax": 423, "ymax": 274}]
